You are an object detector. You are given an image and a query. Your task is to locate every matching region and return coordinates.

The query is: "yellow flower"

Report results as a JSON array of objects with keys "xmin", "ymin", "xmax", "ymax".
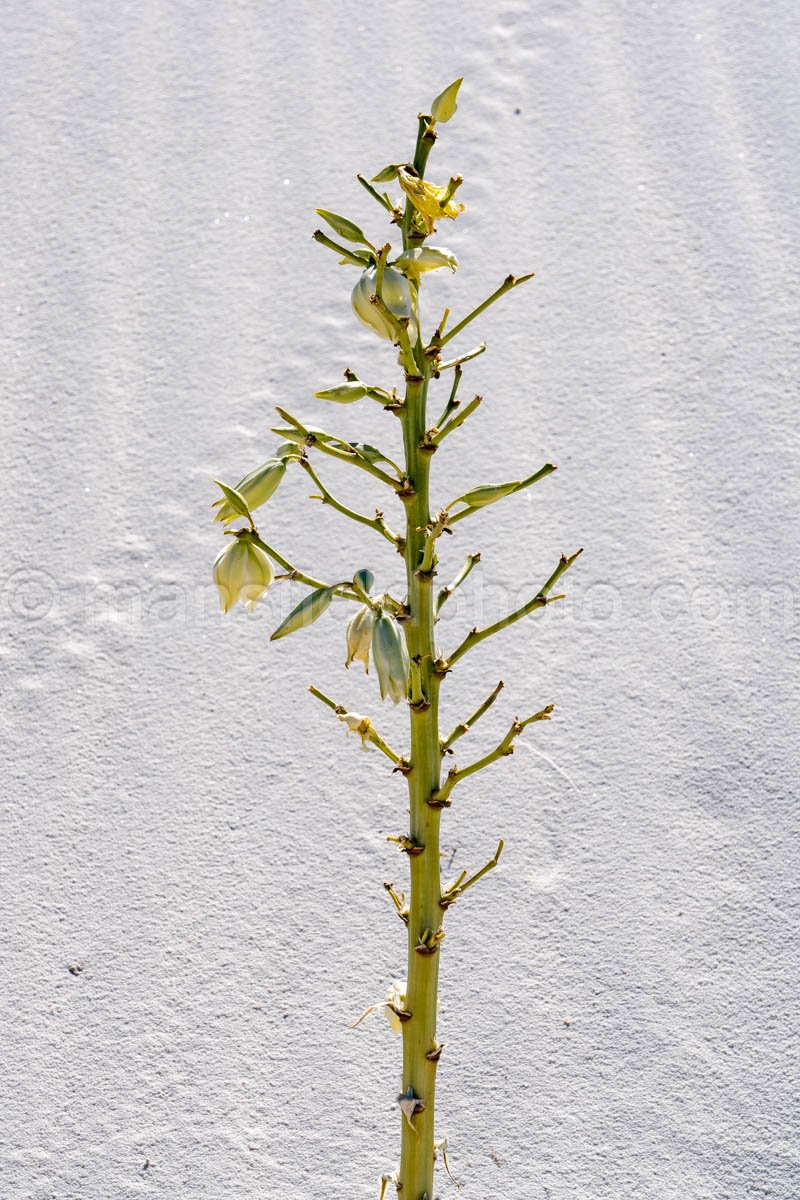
[
  {"xmin": 397, "ymin": 168, "xmax": 465, "ymax": 235},
  {"xmin": 337, "ymin": 711, "xmax": 374, "ymax": 751}
]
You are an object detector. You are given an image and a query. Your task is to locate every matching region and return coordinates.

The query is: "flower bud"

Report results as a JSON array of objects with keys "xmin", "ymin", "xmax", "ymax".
[
  {"xmin": 450, "ymin": 481, "xmax": 521, "ymax": 509},
  {"xmin": 351, "ymin": 267, "xmax": 418, "ymax": 345},
  {"xmin": 430, "ymin": 77, "xmax": 463, "ymax": 124},
  {"xmin": 270, "ymin": 585, "xmax": 335, "ymax": 641},
  {"xmin": 449, "ymin": 465, "xmax": 556, "ymax": 512},
  {"xmin": 395, "ymin": 246, "xmax": 459, "ymax": 278},
  {"xmin": 213, "ymin": 458, "xmax": 286, "ymax": 524},
  {"xmin": 213, "ymin": 538, "xmax": 273, "ymax": 612},
  {"xmin": 345, "ymin": 605, "xmax": 374, "ymax": 673},
  {"xmin": 314, "ymin": 380, "xmax": 369, "ymax": 403},
  {"xmin": 372, "ymin": 610, "xmax": 409, "ymax": 705}
]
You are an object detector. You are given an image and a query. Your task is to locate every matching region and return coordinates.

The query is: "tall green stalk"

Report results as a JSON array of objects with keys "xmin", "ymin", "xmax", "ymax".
[
  {"xmin": 399, "ymin": 370, "xmax": 442, "ymax": 1197},
  {"xmin": 209, "ymin": 78, "xmax": 581, "ymax": 1200}
]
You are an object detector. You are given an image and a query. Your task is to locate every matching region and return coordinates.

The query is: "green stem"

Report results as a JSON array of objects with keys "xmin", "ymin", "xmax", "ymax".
[
  {"xmin": 401, "ymin": 115, "xmax": 436, "ymax": 252},
  {"xmin": 432, "ymin": 393, "xmax": 483, "ymax": 444},
  {"xmin": 441, "ymin": 838, "xmax": 505, "ymax": 906},
  {"xmin": 437, "ymin": 272, "xmax": 535, "ymax": 348},
  {"xmin": 447, "ymin": 549, "xmax": 583, "ymax": 666},
  {"xmin": 435, "ymin": 551, "xmax": 481, "ymax": 614},
  {"xmin": 248, "ymin": 533, "xmax": 359, "ymax": 601},
  {"xmin": 435, "ymin": 341, "xmax": 487, "ymax": 373},
  {"xmin": 434, "ymin": 363, "xmax": 463, "ymax": 428},
  {"xmin": 273, "ymin": 407, "xmax": 401, "ymax": 491},
  {"xmin": 299, "ymin": 458, "xmax": 401, "ymax": 547},
  {"xmin": 398, "ymin": 339, "xmax": 442, "ymax": 1200},
  {"xmin": 312, "ymin": 228, "xmax": 371, "ymax": 266},
  {"xmin": 433, "ymin": 705, "xmax": 554, "ymax": 806},
  {"xmin": 441, "ymin": 679, "xmax": 504, "ymax": 751}
]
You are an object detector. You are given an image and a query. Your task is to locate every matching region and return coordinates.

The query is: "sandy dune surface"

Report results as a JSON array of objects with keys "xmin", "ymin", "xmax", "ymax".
[{"xmin": 1, "ymin": 2, "xmax": 798, "ymax": 1198}]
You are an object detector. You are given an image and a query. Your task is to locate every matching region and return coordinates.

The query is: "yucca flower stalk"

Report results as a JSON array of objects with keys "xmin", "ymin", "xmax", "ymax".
[{"xmin": 209, "ymin": 78, "xmax": 581, "ymax": 1200}]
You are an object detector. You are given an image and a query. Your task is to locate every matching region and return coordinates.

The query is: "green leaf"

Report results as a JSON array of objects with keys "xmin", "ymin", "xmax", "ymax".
[
  {"xmin": 315, "ymin": 209, "xmax": 371, "ymax": 245},
  {"xmin": 269, "ymin": 586, "xmax": 335, "ymax": 641},
  {"xmin": 371, "ymin": 164, "xmax": 400, "ymax": 183},
  {"xmin": 349, "ymin": 442, "xmax": 397, "ymax": 469},
  {"xmin": 213, "ymin": 479, "xmax": 251, "ymax": 521},
  {"xmin": 431, "ymin": 78, "xmax": 463, "ymax": 124}
]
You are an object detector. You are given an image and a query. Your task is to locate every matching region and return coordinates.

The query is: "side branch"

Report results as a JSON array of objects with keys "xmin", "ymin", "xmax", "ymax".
[
  {"xmin": 436, "ymin": 272, "xmax": 535, "ymax": 348},
  {"xmin": 300, "ymin": 459, "xmax": 402, "ymax": 547},
  {"xmin": 441, "ymin": 680, "xmax": 504, "ymax": 751},
  {"xmin": 249, "ymin": 533, "xmax": 360, "ymax": 601},
  {"xmin": 431, "ymin": 706, "xmax": 554, "ymax": 806},
  {"xmin": 435, "ymin": 342, "xmax": 487, "ymax": 375},
  {"xmin": 431, "ymin": 394, "xmax": 483, "ymax": 444},
  {"xmin": 434, "ymin": 362, "xmax": 463, "ymax": 429},
  {"xmin": 274, "ymin": 407, "xmax": 401, "ymax": 491},
  {"xmin": 436, "ymin": 552, "xmax": 481, "ymax": 614},
  {"xmin": 440, "ymin": 839, "xmax": 505, "ymax": 907},
  {"xmin": 447, "ymin": 549, "xmax": 583, "ymax": 666}
]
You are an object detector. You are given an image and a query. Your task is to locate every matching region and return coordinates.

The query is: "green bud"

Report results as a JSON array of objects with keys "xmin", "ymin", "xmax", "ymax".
[
  {"xmin": 212, "ymin": 458, "xmax": 286, "ymax": 524},
  {"xmin": 394, "ymin": 246, "xmax": 459, "ymax": 278},
  {"xmin": 352, "ymin": 568, "xmax": 375, "ymax": 596},
  {"xmin": 315, "ymin": 209, "xmax": 372, "ymax": 246},
  {"xmin": 450, "ymin": 481, "xmax": 521, "ymax": 509},
  {"xmin": 269, "ymin": 585, "xmax": 335, "ymax": 641},
  {"xmin": 372, "ymin": 610, "xmax": 409, "ymax": 705},
  {"xmin": 213, "ymin": 538, "xmax": 273, "ymax": 613},
  {"xmin": 314, "ymin": 380, "xmax": 369, "ymax": 403},
  {"xmin": 274, "ymin": 440, "xmax": 301, "ymax": 459},
  {"xmin": 351, "ymin": 267, "xmax": 418, "ymax": 345},
  {"xmin": 431, "ymin": 77, "xmax": 463, "ymax": 124},
  {"xmin": 345, "ymin": 605, "xmax": 374, "ymax": 673},
  {"xmin": 270, "ymin": 424, "xmax": 332, "ymax": 446},
  {"xmin": 448, "ymin": 464, "xmax": 556, "ymax": 512}
]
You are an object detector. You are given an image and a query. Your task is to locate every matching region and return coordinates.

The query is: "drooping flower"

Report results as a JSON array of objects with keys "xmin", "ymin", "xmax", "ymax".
[
  {"xmin": 351, "ymin": 266, "xmax": 419, "ymax": 344},
  {"xmin": 345, "ymin": 605, "xmax": 374, "ymax": 672},
  {"xmin": 372, "ymin": 610, "xmax": 409, "ymax": 705},
  {"xmin": 213, "ymin": 538, "xmax": 274, "ymax": 612},
  {"xmin": 397, "ymin": 168, "xmax": 465, "ymax": 235}
]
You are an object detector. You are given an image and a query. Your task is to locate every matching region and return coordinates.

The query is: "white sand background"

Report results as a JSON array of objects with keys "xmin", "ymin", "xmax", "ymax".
[{"xmin": 1, "ymin": 2, "xmax": 798, "ymax": 1198}]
